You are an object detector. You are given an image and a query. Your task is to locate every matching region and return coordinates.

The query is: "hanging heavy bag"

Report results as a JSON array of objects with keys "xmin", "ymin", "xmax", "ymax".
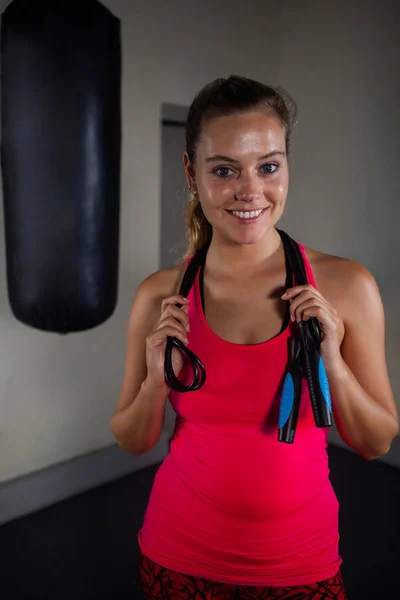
[{"xmin": 1, "ymin": 0, "xmax": 121, "ymax": 333}]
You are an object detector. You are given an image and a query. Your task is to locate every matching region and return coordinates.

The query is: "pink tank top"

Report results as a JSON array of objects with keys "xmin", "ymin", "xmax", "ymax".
[{"xmin": 138, "ymin": 244, "xmax": 341, "ymax": 586}]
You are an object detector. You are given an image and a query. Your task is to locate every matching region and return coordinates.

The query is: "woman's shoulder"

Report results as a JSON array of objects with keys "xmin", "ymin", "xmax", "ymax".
[
  {"xmin": 135, "ymin": 261, "xmax": 188, "ymax": 307},
  {"xmin": 126, "ymin": 260, "xmax": 188, "ymax": 330},
  {"xmin": 304, "ymin": 246, "xmax": 374, "ymax": 283},
  {"xmin": 304, "ymin": 246, "xmax": 378, "ymax": 317}
]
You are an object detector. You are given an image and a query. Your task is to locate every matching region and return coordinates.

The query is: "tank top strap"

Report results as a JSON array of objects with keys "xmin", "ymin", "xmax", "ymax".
[{"xmin": 297, "ymin": 243, "xmax": 318, "ymax": 289}]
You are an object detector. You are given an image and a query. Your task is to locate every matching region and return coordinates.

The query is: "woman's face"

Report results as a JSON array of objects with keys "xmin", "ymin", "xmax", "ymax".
[{"xmin": 184, "ymin": 110, "xmax": 289, "ymax": 247}]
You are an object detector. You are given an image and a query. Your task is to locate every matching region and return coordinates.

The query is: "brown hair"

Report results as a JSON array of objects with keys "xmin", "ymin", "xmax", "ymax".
[{"xmin": 183, "ymin": 75, "xmax": 298, "ymax": 258}]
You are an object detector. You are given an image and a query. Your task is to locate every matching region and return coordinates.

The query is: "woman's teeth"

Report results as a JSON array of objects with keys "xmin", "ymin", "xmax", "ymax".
[{"xmin": 232, "ymin": 209, "xmax": 263, "ymax": 219}]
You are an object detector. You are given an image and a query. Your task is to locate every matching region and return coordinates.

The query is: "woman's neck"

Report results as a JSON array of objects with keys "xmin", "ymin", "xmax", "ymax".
[{"xmin": 206, "ymin": 228, "xmax": 283, "ymax": 278}]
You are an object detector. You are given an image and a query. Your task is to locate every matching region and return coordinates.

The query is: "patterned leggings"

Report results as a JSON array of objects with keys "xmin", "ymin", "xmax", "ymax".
[{"xmin": 139, "ymin": 550, "xmax": 348, "ymax": 599}]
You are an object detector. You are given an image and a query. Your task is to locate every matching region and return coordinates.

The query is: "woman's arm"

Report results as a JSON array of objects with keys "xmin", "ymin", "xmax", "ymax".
[
  {"xmin": 326, "ymin": 265, "xmax": 398, "ymax": 459},
  {"xmin": 110, "ymin": 276, "xmax": 170, "ymax": 455},
  {"xmin": 283, "ymin": 258, "xmax": 398, "ymax": 460},
  {"xmin": 110, "ymin": 264, "xmax": 185, "ymax": 455}
]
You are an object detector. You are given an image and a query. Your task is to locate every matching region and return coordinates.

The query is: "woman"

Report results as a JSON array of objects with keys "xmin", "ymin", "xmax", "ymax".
[{"xmin": 110, "ymin": 76, "xmax": 398, "ymax": 599}]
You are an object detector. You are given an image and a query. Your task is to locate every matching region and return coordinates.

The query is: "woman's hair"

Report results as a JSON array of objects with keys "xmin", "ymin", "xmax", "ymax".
[{"xmin": 183, "ymin": 75, "xmax": 298, "ymax": 258}]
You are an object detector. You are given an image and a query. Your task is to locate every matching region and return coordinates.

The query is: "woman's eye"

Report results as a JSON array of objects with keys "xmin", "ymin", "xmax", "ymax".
[
  {"xmin": 213, "ymin": 164, "xmax": 278, "ymax": 177},
  {"xmin": 214, "ymin": 167, "xmax": 233, "ymax": 177},
  {"xmin": 262, "ymin": 163, "xmax": 278, "ymax": 174}
]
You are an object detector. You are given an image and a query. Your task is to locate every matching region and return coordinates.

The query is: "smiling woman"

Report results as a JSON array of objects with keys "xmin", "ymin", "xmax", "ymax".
[{"xmin": 110, "ymin": 75, "xmax": 398, "ymax": 599}]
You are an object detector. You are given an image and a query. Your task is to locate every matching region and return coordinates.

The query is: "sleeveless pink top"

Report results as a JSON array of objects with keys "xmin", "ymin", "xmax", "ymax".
[{"xmin": 138, "ymin": 244, "xmax": 341, "ymax": 586}]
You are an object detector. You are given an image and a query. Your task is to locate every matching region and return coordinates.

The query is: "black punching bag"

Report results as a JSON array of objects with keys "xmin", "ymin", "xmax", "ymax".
[{"xmin": 1, "ymin": 0, "xmax": 121, "ymax": 334}]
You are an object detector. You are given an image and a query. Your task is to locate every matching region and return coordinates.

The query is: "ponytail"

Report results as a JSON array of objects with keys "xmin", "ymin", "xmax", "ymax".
[{"xmin": 184, "ymin": 191, "xmax": 212, "ymax": 258}]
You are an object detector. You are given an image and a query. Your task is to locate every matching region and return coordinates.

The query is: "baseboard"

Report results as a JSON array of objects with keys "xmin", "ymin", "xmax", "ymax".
[
  {"xmin": 0, "ymin": 432, "xmax": 170, "ymax": 526},
  {"xmin": 328, "ymin": 426, "xmax": 400, "ymax": 468}
]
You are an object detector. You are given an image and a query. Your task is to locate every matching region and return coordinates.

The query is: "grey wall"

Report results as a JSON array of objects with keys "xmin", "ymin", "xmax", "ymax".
[
  {"xmin": 160, "ymin": 104, "xmax": 188, "ymax": 270},
  {"xmin": 278, "ymin": 0, "xmax": 400, "ymax": 459}
]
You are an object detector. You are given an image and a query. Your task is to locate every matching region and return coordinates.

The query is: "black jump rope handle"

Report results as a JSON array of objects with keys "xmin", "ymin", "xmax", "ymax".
[
  {"xmin": 277, "ymin": 231, "xmax": 332, "ymax": 442},
  {"xmin": 298, "ymin": 320, "xmax": 332, "ymax": 428},
  {"xmin": 278, "ymin": 336, "xmax": 303, "ymax": 444}
]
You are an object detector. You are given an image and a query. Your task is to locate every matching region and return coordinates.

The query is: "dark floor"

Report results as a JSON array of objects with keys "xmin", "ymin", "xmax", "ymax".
[{"xmin": 1, "ymin": 444, "xmax": 400, "ymax": 599}]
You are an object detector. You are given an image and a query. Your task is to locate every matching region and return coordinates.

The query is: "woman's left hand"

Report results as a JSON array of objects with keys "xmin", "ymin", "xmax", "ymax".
[{"xmin": 281, "ymin": 285, "xmax": 345, "ymax": 369}]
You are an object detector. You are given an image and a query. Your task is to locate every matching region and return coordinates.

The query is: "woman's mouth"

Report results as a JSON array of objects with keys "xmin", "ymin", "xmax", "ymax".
[{"xmin": 226, "ymin": 207, "xmax": 269, "ymax": 223}]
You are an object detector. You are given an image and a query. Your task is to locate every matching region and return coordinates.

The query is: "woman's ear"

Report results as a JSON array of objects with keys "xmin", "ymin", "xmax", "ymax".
[{"xmin": 183, "ymin": 152, "xmax": 196, "ymax": 190}]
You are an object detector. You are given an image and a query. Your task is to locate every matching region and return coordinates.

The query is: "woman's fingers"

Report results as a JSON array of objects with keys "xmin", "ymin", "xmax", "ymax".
[
  {"xmin": 159, "ymin": 304, "xmax": 190, "ymax": 331},
  {"xmin": 147, "ymin": 322, "xmax": 189, "ymax": 347},
  {"xmin": 161, "ymin": 295, "xmax": 189, "ymax": 313}
]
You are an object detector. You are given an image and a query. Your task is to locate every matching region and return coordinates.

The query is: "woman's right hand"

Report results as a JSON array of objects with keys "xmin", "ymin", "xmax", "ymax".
[{"xmin": 145, "ymin": 295, "xmax": 190, "ymax": 389}]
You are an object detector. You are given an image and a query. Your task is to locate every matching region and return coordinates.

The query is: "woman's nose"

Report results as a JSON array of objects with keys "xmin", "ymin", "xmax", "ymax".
[{"xmin": 235, "ymin": 176, "xmax": 263, "ymax": 202}]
